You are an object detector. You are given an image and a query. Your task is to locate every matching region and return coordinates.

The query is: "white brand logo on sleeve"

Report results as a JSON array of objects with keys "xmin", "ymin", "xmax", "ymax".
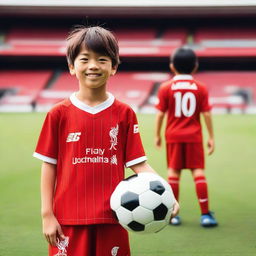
[
  {"xmin": 66, "ymin": 132, "xmax": 81, "ymax": 142},
  {"xmin": 134, "ymin": 124, "xmax": 139, "ymax": 133},
  {"xmin": 111, "ymin": 246, "xmax": 119, "ymax": 256}
]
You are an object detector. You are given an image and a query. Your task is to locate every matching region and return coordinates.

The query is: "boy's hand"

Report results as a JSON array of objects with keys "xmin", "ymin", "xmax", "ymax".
[
  {"xmin": 171, "ymin": 200, "xmax": 180, "ymax": 218},
  {"xmin": 42, "ymin": 214, "xmax": 65, "ymax": 246},
  {"xmin": 154, "ymin": 136, "xmax": 162, "ymax": 149},
  {"xmin": 207, "ymin": 138, "xmax": 215, "ymax": 155}
]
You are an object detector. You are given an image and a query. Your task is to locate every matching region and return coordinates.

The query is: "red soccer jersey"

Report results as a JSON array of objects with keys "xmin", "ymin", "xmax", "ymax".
[
  {"xmin": 33, "ymin": 92, "xmax": 147, "ymax": 225},
  {"xmin": 156, "ymin": 75, "xmax": 211, "ymax": 143}
]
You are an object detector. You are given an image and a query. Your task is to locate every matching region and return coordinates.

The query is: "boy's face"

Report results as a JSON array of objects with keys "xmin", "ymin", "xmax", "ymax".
[{"xmin": 69, "ymin": 46, "xmax": 117, "ymax": 89}]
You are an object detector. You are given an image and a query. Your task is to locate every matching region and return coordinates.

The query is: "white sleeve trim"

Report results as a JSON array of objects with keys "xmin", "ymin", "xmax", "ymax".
[
  {"xmin": 125, "ymin": 156, "xmax": 147, "ymax": 168},
  {"xmin": 33, "ymin": 152, "xmax": 57, "ymax": 164}
]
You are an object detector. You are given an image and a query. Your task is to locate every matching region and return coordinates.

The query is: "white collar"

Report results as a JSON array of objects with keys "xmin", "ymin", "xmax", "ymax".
[
  {"xmin": 70, "ymin": 92, "xmax": 115, "ymax": 114},
  {"xmin": 173, "ymin": 75, "xmax": 193, "ymax": 81}
]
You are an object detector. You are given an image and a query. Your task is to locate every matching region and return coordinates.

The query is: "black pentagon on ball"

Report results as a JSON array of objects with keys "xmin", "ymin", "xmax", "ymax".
[
  {"xmin": 121, "ymin": 191, "xmax": 139, "ymax": 211},
  {"xmin": 150, "ymin": 180, "xmax": 165, "ymax": 195},
  {"xmin": 128, "ymin": 221, "xmax": 145, "ymax": 231},
  {"xmin": 153, "ymin": 203, "xmax": 168, "ymax": 220}
]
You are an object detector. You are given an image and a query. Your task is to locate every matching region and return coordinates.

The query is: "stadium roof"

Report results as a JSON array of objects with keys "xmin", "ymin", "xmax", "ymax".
[
  {"xmin": 1, "ymin": 0, "xmax": 256, "ymax": 17},
  {"xmin": 1, "ymin": 0, "xmax": 256, "ymax": 6}
]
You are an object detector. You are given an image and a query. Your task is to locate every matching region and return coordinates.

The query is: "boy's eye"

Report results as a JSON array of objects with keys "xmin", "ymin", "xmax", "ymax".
[
  {"xmin": 99, "ymin": 58, "xmax": 108, "ymax": 62},
  {"xmin": 80, "ymin": 58, "xmax": 88, "ymax": 62}
]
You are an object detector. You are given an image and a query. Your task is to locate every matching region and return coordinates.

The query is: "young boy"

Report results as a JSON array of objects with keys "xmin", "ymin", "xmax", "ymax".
[
  {"xmin": 154, "ymin": 47, "xmax": 217, "ymax": 227},
  {"xmin": 33, "ymin": 25, "xmax": 179, "ymax": 256}
]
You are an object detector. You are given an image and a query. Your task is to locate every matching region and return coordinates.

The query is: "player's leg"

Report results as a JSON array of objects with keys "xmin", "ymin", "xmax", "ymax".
[
  {"xmin": 191, "ymin": 168, "xmax": 209, "ymax": 215},
  {"xmin": 166, "ymin": 143, "xmax": 183, "ymax": 201},
  {"xmin": 48, "ymin": 225, "xmax": 94, "ymax": 256},
  {"xmin": 168, "ymin": 167, "xmax": 181, "ymax": 203},
  {"xmin": 186, "ymin": 143, "xmax": 217, "ymax": 227},
  {"xmin": 192, "ymin": 169, "xmax": 218, "ymax": 227},
  {"xmin": 95, "ymin": 223, "xmax": 130, "ymax": 256},
  {"xmin": 166, "ymin": 143, "xmax": 183, "ymax": 225}
]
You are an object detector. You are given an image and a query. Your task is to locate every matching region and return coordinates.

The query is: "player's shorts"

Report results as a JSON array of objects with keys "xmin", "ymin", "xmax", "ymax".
[
  {"xmin": 49, "ymin": 224, "xmax": 130, "ymax": 256},
  {"xmin": 166, "ymin": 142, "xmax": 204, "ymax": 170}
]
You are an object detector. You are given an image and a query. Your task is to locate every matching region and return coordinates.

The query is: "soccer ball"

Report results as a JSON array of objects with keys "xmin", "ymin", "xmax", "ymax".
[{"xmin": 110, "ymin": 172, "xmax": 175, "ymax": 234}]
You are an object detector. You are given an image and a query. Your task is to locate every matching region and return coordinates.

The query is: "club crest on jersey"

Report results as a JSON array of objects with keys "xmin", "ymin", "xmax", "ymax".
[
  {"xmin": 111, "ymin": 246, "xmax": 120, "ymax": 256},
  {"xmin": 66, "ymin": 132, "xmax": 81, "ymax": 142},
  {"xmin": 109, "ymin": 124, "xmax": 119, "ymax": 150},
  {"xmin": 54, "ymin": 237, "xmax": 69, "ymax": 256}
]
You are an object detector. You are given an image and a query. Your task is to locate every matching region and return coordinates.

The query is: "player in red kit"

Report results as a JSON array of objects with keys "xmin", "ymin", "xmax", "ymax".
[
  {"xmin": 33, "ymin": 25, "xmax": 179, "ymax": 256},
  {"xmin": 155, "ymin": 47, "xmax": 217, "ymax": 227}
]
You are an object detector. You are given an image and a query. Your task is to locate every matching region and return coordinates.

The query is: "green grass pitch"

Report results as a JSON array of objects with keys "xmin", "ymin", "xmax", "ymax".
[{"xmin": 0, "ymin": 113, "xmax": 255, "ymax": 256}]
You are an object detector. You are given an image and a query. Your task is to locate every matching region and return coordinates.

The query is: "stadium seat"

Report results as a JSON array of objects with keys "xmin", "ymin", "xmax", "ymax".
[{"xmin": 194, "ymin": 27, "xmax": 256, "ymax": 57}]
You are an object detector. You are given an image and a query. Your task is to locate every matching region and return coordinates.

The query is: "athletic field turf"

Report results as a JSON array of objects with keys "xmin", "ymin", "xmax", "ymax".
[{"xmin": 0, "ymin": 113, "xmax": 255, "ymax": 256}]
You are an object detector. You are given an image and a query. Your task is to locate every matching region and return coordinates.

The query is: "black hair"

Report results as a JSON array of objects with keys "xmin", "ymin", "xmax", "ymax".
[
  {"xmin": 66, "ymin": 25, "xmax": 120, "ymax": 67},
  {"xmin": 170, "ymin": 47, "xmax": 198, "ymax": 74}
]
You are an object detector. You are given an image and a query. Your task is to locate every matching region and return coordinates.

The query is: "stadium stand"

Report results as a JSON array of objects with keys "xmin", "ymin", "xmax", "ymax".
[
  {"xmin": 36, "ymin": 71, "xmax": 169, "ymax": 112},
  {"xmin": 1, "ymin": 27, "xmax": 68, "ymax": 56},
  {"xmin": 0, "ymin": 70, "xmax": 52, "ymax": 112},
  {"xmin": 117, "ymin": 28, "xmax": 187, "ymax": 57},
  {"xmin": 194, "ymin": 71, "xmax": 256, "ymax": 113},
  {"xmin": 0, "ymin": 27, "xmax": 187, "ymax": 58},
  {"xmin": 0, "ymin": 2, "xmax": 256, "ymax": 114},
  {"xmin": 194, "ymin": 27, "xmax": 256, "ymax": 57}
]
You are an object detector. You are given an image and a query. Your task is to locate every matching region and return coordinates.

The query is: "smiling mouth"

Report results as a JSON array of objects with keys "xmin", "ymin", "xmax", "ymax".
[{"xmin": 86, "ymin": 73, "xmax": 102, "ymax": 78}]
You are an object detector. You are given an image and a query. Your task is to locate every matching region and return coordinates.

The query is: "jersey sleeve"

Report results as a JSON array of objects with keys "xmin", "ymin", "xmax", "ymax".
[
  {"xmin": 155, "ymin": 84, "xmax": 168, "ymax": 113},
  {"xmin": 33, "ymin": 111, "xmax": 59, "ymax": 164},
  {"xmin": 201, "ymin": 85, "xmax": 212, "ymax": 112},
  {"xmin": 124, "ymin": 109, "xmax": 147, "ymax": 168}
]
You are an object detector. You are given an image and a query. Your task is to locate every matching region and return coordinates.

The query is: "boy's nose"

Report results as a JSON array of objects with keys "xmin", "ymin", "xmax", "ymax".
[{"xmin": 88, "ymin": 61, "xmax": 99, "ymax": 70}]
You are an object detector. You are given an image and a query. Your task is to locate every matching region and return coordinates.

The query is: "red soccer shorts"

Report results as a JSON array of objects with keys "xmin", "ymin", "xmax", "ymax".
[
  {"xmin": 166, "ymin": 142, "xmax": 205, "ymax": 170},
  {"xmin": 49, "ymin": 224, "xmax": 130, "ymax": 256}
]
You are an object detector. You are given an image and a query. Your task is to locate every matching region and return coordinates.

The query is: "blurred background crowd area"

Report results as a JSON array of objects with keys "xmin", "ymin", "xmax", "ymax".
[{"xmin": 1, "ymin": 1, "xmax": 256, "ymax": 114}]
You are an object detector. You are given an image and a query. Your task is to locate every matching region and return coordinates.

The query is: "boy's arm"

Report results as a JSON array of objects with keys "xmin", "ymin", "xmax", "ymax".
[
  {"xmin": 130, "ymin": 161, "xmax": 179, "ymax": 217},
  {"xmin": 41, "ymin": 162, "xmax": 65, "ymax": 246},
  {"xmin": 202, "ymin": 111, "xmax": 215, "ymax": 155},
  {"xmin": 154, "ymin": 111, "xmax": 165, "ymax": 149}
]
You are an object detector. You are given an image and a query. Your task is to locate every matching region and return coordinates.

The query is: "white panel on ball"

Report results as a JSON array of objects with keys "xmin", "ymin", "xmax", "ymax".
[
  {"xmin": 161, "ymin": 190, "xmax": 175, "ymax": 209},
  {"xmin": 145, "ymin": 220, "xmax": 167, "ymax": 233},
  {"xmin": 139, "ymin": 190, "xmax": 162, "ymax": 209},
  {"xmin": 127, "ymin": 178, "xmax": 149, "ymax": 194},
  {"xmin": 115, "ymin": 207, "xmax": 133, "ymax": 225},
  {"xmin": 132, "ymin": 206, "xmax": 154, "ymax": 225}
]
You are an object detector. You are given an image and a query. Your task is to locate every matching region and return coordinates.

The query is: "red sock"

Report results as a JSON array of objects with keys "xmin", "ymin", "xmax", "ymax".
[
  {"xmin": 168, "ymin": 176, "xmax": 180, "ymax": 201},
  {"xmin": 194, "ymin": 176, "xmax": 209, "ymax": 214}
]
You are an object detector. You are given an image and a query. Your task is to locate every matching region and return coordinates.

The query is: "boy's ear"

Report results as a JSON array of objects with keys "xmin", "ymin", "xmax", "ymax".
[
  {"xmin": 170, "ymin": 63, "xmax": 176, "ymax": 73},
  {"xmin": 111, "ymin": 65, "xmax": 118, "ymax": 76},
  {"xmin": 68, "ymin": 64, "xmax": 76, "ymax": 76},
  {"xmin": 192, "ymin": 61, "xmax": 199, "ymax": 74}
]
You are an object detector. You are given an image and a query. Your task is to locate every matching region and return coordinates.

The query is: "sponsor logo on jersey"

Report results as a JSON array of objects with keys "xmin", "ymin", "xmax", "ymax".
[
  {"xmin": 72, "ymin": 156, "xmax": 109, "ymax": 164},
  {"xmin": 171, "ymin": 82, "xmax": 198, "ymax": 90},
  {"xmin": 111, "ymin": 246, "xmax": 120, "ymax": 256},
  {"xmin": 66, "ymin": 132, "xmax": 81, "ymax": 142},
  {"xmin": 110, "ymin": 124, "xmax": 119, "ymax": 150},
  {"xmin": 72, "ymin": 147, "xmax": 118, "ymax": 165},
  {"xmin": 134, "ymin": 124, "xmax": 139, "ymax": 133}
]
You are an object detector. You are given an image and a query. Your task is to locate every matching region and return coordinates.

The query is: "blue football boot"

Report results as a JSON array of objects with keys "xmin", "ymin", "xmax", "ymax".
[
  {"xmin": 170, "ymin": 216, "xmax": 181, "ymax": 226},
  {"xmin": 200, "ymin": 212, "xmax": 218, "ymax": 227}
]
